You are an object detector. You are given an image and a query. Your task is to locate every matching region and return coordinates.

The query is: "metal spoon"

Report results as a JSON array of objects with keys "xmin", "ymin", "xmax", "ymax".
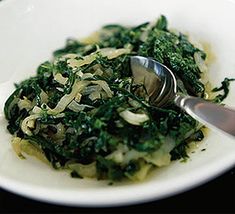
[{"xmin": 130, "ymin": 56, "xmax": 235, "ymax": 138}]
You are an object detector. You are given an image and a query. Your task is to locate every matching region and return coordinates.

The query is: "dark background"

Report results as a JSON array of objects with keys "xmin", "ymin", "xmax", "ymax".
[{"xmin": 0, "ymin": 167, "xmax": 234, "ymax": 214}]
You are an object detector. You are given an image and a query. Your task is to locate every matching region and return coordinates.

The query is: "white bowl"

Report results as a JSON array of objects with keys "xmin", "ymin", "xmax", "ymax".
[{"xmin": 0, "ymin": 0, "xmax": 235, "ymax": 207}]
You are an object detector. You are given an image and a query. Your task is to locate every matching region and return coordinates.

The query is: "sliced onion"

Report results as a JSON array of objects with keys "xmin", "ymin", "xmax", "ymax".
[
  {"xmin": 32, "ymin": 106, "xmax": 42, "ymax": 114},
  {"xmin": 98, "ymin": 48, "xmax": 131, "ymax": 59},
  {"xmin": 67, "ymin": 58, "xmax": 82, "ymax": 68},
  {"xmin": 62, "ymin": 53, "xmax": 79, "ymax": 59},
  {"xmin": 40, "ymin": 90, "xmax": 49, "ymax": 103},
  {"xmin": 91, "ymin": 80, "xmax": 113, "ymax": 98},
  {"xmin": 48, "ymin": 80, "xmax": 90, "ymax": 115},
  {"xmin": 66, "ymin": 47, "xmax": 131, "ymax": 69},
  {"xmin": 81, "ymin": 73, "xmax": 94, "ymax": 80},
  {"xmin": 68, "ymin": 162, "xmax": 97, "ymax": 178},
  {"xmin": 11, "ymin": 137, "xmax": 25, "ymax": 159},
  {"xmin": 54, "ymin": 73, "xmax": 68, "ymax": 85},
  {"xmin": 122, "ymin": 149, "xmax": 146, "ymax": 164},
  {"xmin": 11, "ymin": 137, "xmax": 48, "ymax": 163},
  {"xmin": 119, "ymin": 110, "xmax": 149, "ymax": 125},
  {"xmin": 94, "ymin": 68, "xmax": 103, "ymax": 76},
  {"xmin": 75, "ymin": 92, "xmax": 82, "ymax": 102},
  {"xmin": 67, "ymin": 54, "xmax": 97, "ymax": 69},
  {"xmin": 21, "ymin": 114, "xmax": 41, "ymax": 136},
  {"xmin": 18, "ymin": 97, "xmax": 33, "ymax": 110},
  {"xmin": 89, "ymin": 91, "xmax": 101, "ymax": 101},
  {"xmin": 82, "ymin": 85, "xmax": 101, "ymax": 96},
  {"xmin": 76, "ymin": 70, "xmax": 84, "ymax": 78},
  {"xmin": 67, "ymin": 100, "xmax": 93, "ymax": 112}
]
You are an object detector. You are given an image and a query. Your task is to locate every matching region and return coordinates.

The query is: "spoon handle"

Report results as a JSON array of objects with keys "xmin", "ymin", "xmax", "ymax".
[{"xmin": 174, "ymin": 94, "xmax": 235, "ymax": 138}]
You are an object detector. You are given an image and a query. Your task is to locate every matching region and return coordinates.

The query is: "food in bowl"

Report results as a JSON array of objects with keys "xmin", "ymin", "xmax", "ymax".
[{"xmin": 4, "ymin": 15, "xmax": 233, "ymax": 181}]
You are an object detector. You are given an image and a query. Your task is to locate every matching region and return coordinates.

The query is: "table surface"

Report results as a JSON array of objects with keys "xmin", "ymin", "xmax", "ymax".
[{"xmin": 0, "ymin": 167, "xmax": 234, "ymax": 214}]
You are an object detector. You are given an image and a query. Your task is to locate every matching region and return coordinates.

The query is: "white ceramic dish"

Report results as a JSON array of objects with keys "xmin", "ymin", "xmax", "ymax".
[{"xmin": 0, "ymin": 0, "xmax": 235, "ymax": 207}]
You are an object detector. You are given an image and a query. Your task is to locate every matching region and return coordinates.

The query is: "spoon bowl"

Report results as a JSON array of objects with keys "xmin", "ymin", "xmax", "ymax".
[{"xmin": 131, "ymin": 56, "xmax": 177, "ymax": 107}]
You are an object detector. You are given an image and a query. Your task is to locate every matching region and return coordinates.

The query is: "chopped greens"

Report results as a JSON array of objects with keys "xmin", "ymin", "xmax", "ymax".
[
  {"xmin": 4, "ymin": 15, "xmax": 233, "ymax": 181},
  {"xmin": 212, "ymin": 78, "xmax": 235, "ymax": 103}
]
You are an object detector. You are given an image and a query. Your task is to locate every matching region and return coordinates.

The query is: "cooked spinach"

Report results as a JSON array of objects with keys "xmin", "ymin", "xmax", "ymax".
[
  {"xmin": 4, "ymin": 16, "xmax": 233, "ymax": 181},
  {"xmin": 212, "ymin": 78, "xmax": 235, "ymax": 103}
]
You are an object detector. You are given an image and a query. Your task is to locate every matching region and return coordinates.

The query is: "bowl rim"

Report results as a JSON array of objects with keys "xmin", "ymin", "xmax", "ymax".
[{"xmin": 0, "ymin": 0, "xmax": 235, "ymax": 207}]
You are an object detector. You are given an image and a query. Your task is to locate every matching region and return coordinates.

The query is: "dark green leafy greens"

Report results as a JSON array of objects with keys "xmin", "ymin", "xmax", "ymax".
[
  {"xmin": 4, "ymin": 15, "xmax": 233, "ymax": 181},
  {"xmin": 212, "ymin": 78, "xmax": 235, "ymax": 103}
]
